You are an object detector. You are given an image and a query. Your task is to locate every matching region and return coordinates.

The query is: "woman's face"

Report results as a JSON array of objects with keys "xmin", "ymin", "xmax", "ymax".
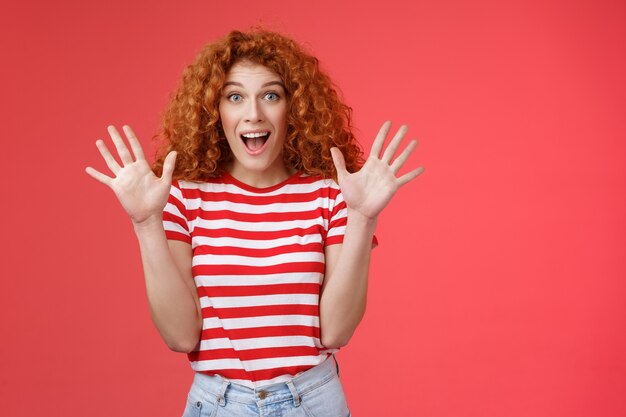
[{"xmin": 219, "ymin": 60, "xmax": 290, "ymax": 187}]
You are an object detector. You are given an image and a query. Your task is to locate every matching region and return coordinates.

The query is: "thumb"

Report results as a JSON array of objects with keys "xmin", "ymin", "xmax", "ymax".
[
  {"xmin": 161, "ymin": 151, "xmax": 177, "ymax": 184},
  {"xmin": 330, "ymin": 147, "xmax": 347, "ymax": 180}
]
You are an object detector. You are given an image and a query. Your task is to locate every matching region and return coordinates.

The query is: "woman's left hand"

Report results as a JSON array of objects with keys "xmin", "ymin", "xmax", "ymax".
[{"xmin": 330, "ymin": 121, "xmax": 424, "ymax": 220}]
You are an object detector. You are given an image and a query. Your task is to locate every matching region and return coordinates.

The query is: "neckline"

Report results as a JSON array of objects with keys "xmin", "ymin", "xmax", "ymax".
[{"xmin": 220, "ymin": 170, "xmax": 302, "ymax": 193}]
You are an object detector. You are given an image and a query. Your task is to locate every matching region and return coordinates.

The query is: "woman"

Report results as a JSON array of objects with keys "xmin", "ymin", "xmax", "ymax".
[{"xmin": 86, "ymin": 29, "xmax": 423, "ymax": 417}]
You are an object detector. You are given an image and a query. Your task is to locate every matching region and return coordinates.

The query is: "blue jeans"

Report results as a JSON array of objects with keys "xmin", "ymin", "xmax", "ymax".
[{"xmin": 181, "ymin": 355, "xmax": 351, "ymax": 417}]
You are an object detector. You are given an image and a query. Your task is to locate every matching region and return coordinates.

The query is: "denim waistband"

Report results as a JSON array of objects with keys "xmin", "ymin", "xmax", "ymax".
[{"xmin": 188, "ymin": 354, "xmax": 340, "ymax": 407}]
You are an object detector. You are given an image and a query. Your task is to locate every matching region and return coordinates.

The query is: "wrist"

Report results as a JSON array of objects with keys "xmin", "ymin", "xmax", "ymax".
[
  {"xmin": 347, "ymin": 208, "xmax": 378, "ymax": 229},
  {"xmin": 132, "ymin": 213, "xmax": 164, "ymax": 234}
]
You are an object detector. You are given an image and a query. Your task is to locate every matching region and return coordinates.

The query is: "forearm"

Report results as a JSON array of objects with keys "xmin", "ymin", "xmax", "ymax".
[
  {"xmin": 319, "ymin": 211, "xmax": 377, "ymax": 348},
  {"xmin": 133, "ymin": 216, "xmax": 202, "ymax": 352}
]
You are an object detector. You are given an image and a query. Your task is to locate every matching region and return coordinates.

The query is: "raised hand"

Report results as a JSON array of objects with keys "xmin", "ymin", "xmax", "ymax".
[
  {"xmin": 85, "ymin": 125, "xmax": 177, "ymax": 225},
  {"xmin": 330, "ymin": 121, "xmax": 424, "ymax": 220}
]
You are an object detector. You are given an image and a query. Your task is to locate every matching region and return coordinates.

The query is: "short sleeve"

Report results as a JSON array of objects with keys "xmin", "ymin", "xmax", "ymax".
[
  {"xmin": 325, "ymin": 185, "xmax": 378, "ymax": 248},
  {"xmin": 162, "ymin": 180, "xmax": 191, "ymax": 244}
]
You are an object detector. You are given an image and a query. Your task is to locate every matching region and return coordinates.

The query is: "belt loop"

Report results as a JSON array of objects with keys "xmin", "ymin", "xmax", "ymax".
[
  {"xmin": 286, "ymin": 380, "xmax": 301, "ymax": 407},
  {"xmin": 333, "ymin": 354, "xmax": 340, "ymax": 376},
  {"xmin": 217, "ymin": 379, "xmax": 230, "ymax": 406}
]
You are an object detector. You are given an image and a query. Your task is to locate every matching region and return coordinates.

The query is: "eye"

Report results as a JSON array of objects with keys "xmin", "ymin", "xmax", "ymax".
[
  {"xmin": 264, "ymin": 92, "xmax": 280, "ymax": 101},
  {"xmin": 227, "ymin": 93, "xmax": 243, "ymax": 102}
]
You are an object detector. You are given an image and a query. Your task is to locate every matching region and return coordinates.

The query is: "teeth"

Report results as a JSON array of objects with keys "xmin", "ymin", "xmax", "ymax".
[{"xmin": 241, "ymin": 132, "xmax": 269, "ymax": 138}]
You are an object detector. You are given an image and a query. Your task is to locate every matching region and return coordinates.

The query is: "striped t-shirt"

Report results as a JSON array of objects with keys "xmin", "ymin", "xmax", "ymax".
[{"xmin": 162, "ymin": 170, "xmax": 347, "ymax": 388}]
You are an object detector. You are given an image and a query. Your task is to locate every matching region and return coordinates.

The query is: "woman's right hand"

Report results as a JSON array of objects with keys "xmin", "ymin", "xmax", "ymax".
[{"xmin": 85, "ymin": 125, "xmax": 177, "ymax": 225}]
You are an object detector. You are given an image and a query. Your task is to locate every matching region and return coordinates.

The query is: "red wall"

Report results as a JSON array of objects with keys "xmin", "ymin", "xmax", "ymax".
[{"xmin": 2, "ymin": 1, "xmax": 625, "ymax": 416}]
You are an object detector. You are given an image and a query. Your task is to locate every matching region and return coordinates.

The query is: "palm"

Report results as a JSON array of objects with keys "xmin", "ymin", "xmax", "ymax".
[
  {"xmin": 110, "ymin": 160, "xmax": 172, "ymax": 223},
  {"xmin": 336, "ymin": 157, "xmax": 400, "ymax": 219},
  {"xmin": 331, "ymin": 122, "xmax": 424, "ymax": 219},
  {"xmin": 85, "ymin": 125, "xmax": 177, "ymax": 224}
]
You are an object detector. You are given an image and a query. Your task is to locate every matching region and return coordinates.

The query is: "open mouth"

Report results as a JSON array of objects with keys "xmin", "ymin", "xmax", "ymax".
[{"xmin": 240, "ymin": 131, "xmax": 270, "ymax": 152}]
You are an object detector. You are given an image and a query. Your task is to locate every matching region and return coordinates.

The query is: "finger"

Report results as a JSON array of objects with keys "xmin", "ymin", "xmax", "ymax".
[
  {"xmin": 123, "ymin": 125, "xmax": 146, "ymax": 161},
  {"xmin": 369, "ymin": 121, "xmax": 392, "ymax": 159},
  {"xmin": 107, "ymin": 125, "xmax": 134, "ymax": 165},
  {"xmin": 85, "ymin": 166, "xmax": 113, "ymax": 187},
  {"xmin": 96, "ymin": 139, "xmax": 122, "ymax": 174},
  {"xmin": 390, "ymin": 139, "xmax": 418, "ymax": 174},
  {"xmin": 330, "ymin": 147, "xmax": 348, "ymax": 181},
  {"xmin": 398, "ymin": 166, "xmax": 425, "ymax": 186},
  {"xmin": 381, "ymin": 124, "xmax": 409, "ymax": 164},
  {"xmin": 161, "ymin": 151, "xmax": 177, "ymax": 183}
]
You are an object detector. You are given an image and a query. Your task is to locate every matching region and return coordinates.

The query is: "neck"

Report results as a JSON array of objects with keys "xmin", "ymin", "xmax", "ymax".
[{"xmin": 226, "ymin": 164, "xmax": 296, "ymax": 188}]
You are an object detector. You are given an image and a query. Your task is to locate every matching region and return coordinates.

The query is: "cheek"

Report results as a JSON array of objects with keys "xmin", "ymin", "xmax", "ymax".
[
  {"xmin": 274, "ymin": 106, "xmax": 288, "ymax": 129},
  {"xmin": 218, "ymin": 103, "xmax": 238, "ymax": 129},
  {"xmin": 218, "ymin": 111, "xmax": 231, "ymax": 129}
]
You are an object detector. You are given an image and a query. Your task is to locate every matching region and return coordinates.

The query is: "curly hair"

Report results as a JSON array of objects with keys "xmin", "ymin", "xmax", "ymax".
[{"xmin": 152, "ymin": 29, "xmax": 364, "ymax": 181}]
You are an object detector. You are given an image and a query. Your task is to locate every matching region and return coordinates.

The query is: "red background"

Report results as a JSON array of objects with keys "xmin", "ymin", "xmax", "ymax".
[{"xmin": 2, "ymin": 0, "xmax": 625, "ymax": 416}]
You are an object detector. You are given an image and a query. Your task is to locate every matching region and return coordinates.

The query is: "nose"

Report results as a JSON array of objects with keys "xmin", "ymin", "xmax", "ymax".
[{"xmin": 244, "ymin": 99, "xmax": 264, "ymax": 123}]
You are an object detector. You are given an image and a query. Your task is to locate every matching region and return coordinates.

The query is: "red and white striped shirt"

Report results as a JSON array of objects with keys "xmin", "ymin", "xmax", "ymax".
[{"xmin": 162, "ymin": 170, "xmax": 347, "ymax": 388}]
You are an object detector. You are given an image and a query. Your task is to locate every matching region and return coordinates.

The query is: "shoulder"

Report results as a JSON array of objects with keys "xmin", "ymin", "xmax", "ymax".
[
  {"xmin": 292, "ymin": 173, "xmax": 340, "ymax": 191},
  {"xmin": 172, "ymin": 175, "xmax": 230, "ymax": 193},
  {"xmin": 168, "ymin": 177, "xmax": 232, "ymax": 209}
]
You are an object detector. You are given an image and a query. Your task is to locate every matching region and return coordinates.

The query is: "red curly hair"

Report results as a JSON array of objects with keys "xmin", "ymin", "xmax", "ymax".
[{"xmin": 152, "ymin": 29, "xmax": 364, "ymax": 181}]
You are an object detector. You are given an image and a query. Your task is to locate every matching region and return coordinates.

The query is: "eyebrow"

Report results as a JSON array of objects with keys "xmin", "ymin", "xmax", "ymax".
[{"xmin": 223, "ymin": 81, "xmax": 286, "ymax": 89}]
